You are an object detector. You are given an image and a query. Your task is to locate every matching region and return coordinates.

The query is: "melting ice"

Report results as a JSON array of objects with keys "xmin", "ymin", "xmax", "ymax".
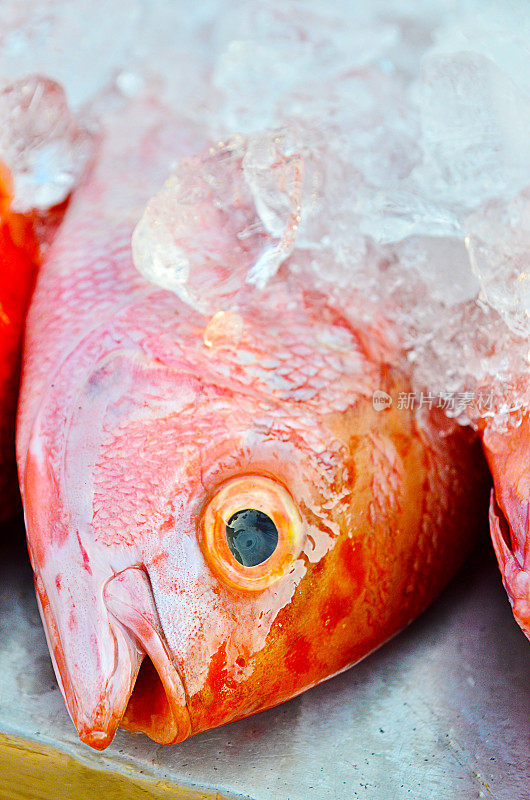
[
  {"xmin": 0, "ymin": 75, "xmax": 93, "ymax": 212},
  {"xmin": 1, "ymin": 0, "xmax": 529, "ymax": 427}
]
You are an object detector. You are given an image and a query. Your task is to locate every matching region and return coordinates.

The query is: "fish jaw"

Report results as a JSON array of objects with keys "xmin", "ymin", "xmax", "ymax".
[
  {"xmin": 36, "ymin": 574, "xmax": 143, "ymax": 750},
  {"xmin": 103, "ymin": 568, "xmax": 191, "ymax": 744},
  {"xmin": 24, "ymin": 442, "xmax": 141, "ymax": 749}
]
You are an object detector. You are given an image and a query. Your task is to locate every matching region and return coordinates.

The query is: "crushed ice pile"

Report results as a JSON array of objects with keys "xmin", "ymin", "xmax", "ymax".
[{"xmin": 1, "ymin": 0, "xmax": 529, "ymax": 427}]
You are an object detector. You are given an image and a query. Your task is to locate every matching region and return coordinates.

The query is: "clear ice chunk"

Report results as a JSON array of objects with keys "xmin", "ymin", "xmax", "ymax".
[
  {"xmin": 0, "ymin": 1, "xmax": 142, "ymax": 109},
  {"xmin": 466, "ymin": 192, "xmax": 530, "ymax": 337},
  {"xmin": 415, "ymin": 51, "xmax": 530, "ymax": 207},
  {"xmin": 0, "ymin": 75, "xmax": 93, "ymax": 212},
  {"xmin": 132, "ymin": 132, "xmax": 304, "ymax": 313},
  {"xmin": 358, "ymin": 190, "xmax": 461, "ymax": 244},
  {"xmin": 397, "ymin": 237, "xmax": 479, "ymax": 306},
  {"xmin": 212, "ymin": 3, "xmax": 398, "ymax": 133}
]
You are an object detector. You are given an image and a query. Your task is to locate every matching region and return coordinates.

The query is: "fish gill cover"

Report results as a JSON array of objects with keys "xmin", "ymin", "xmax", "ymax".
[{"xmin": 1, "ymin": 0, "xmax": 529, "ymax": 429}]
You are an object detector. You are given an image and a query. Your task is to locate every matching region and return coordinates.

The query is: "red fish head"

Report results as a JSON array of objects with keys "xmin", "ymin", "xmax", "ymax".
[
  {"xmin": 22, "ymin": 284, "xmax": 487, "ymax": 749},
  {"xmin": 18, "ymin": 117, "xmax": 488, "ymax": 749}
]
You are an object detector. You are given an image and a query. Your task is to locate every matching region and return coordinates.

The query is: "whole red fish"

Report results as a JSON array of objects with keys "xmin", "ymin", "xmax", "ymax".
[{"xmin": 17, "ymin": 100, "xmax": 491, "ymax": 750}]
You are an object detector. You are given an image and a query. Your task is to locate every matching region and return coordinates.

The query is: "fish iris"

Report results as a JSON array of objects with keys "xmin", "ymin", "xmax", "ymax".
[{"xmin": 226, "ymin": 509, "xmax": 279, "ymax": 567}]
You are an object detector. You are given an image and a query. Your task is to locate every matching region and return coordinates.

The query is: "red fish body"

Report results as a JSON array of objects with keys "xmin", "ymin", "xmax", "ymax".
[
  {"xmin": 0, "ymin": 75, "xmax": 91, "ymax": 520},
  {"xmin": 17, "ymin": 100, "xmax": 490, "ymax": 749},
  {"xmin": 0, "ymin": 165, "xmax": 38, "ymax": 520}
]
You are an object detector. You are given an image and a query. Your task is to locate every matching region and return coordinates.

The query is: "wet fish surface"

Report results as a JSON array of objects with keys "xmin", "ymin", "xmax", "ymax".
[{"xmin": 17, "ymin": 99, "xmax": 491, "ymax": 749}]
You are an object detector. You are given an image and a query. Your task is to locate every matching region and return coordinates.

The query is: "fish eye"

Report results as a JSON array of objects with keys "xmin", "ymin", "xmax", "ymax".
[
  {"xmin": 226, "ymin": 509, "xmax": 279, "ymax": 567},
  {"xmin": 200, "ymin": 475, "xmax": 304, "ymax": 592}
]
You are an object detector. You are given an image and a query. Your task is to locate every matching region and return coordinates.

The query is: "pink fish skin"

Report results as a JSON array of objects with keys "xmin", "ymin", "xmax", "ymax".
[{"xmin": 17, "ymin": 98, "xmax": 490, "ymax": 750}]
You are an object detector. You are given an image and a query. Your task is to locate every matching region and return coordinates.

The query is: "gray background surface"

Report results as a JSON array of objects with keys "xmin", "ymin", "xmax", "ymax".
[{"xmin": 0, "ymin": 522, "xmax": 528, "ymax": 800}]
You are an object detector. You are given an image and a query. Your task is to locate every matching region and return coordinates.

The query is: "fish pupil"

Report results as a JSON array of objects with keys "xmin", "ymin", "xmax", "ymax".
[{"xmin": 226, "ymin": 509, "xmax": 279, "ymax": 567}]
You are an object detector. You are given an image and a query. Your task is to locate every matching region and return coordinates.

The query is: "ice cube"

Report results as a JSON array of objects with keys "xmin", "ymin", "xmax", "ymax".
[
  {"xmin": 0, "ymin": 75, "xmax": 93, "ymax": 212},
  {"xmin": 132, "ymin": 132, "xmax": 305, "ymax": 313},
  {"xmin": 466, "ymin": 191, "xmax": 530, "ymax": 337},
  {"xmin": 397, "ymin": 236, "xmax": 479, "ymax": 305},
  {"xmin": 0, "ymin": 0, "xmax": 142, "ymax": 109},
  {"xmin": 358, "ymin": 189, "xmax": 461, "ymax": 244},
  {"xmin": 415, "ymin": 51, "xmax": 530, "ymax": 206},
  {"xmin": 212, "ymin": 1, "xmax": 397, "ymax": 133}
]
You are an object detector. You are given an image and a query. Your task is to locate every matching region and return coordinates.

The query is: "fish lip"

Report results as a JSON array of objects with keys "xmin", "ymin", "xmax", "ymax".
[
  {"xmin": 82, "ymin": 729, "xmax": 113, "ymax": 749},
  {"xmin": 103, "ymin": 566, "xmax": 192, "ymax": 745},
  {"xmin": 76, "ymin": 694, "xmax": 128, "ymax": 751},
  {"xmin": 33, "ymin": 567, "xmax": 142, "ymax": 751}
]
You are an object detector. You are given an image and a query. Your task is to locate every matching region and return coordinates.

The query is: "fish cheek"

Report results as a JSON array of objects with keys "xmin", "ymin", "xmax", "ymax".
[
  {"xmin": 184, "ymin": 438, "xmax": 394, "ymax": 730},
  {"xmin": 248, "ymin": 400, "xmax": 407, "ymax": 692},
  {"xmin": 188, "ymin": 535, "xmax": 370, "ymax": 734}
]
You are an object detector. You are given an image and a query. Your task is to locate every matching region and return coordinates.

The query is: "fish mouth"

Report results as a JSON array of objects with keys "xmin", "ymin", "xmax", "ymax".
[
  {"xmin": 35, "ymin": 563, "xmax": 190, "ymax": 751},
  {"xmin": 101, "ymin": 567, "xmax": 191, "ymax": 748}
]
